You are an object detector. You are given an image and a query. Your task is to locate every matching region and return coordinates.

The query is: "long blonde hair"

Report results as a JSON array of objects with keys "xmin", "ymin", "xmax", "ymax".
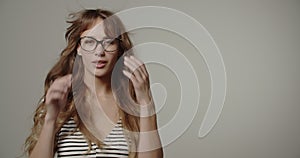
[{"xmin": 25, "ymin": 9, "xmax": 140, "ymax": 158}]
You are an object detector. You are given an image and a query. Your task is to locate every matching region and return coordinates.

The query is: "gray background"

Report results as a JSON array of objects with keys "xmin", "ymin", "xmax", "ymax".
[{"xmin": 1, "ymin": 0, "xmax": 300, "ymax": 158}]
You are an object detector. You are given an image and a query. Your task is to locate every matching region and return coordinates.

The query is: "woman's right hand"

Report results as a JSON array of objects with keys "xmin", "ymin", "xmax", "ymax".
[{"xmin": 45, "ymin": 74, "xmax": 72, "ymax": 121}]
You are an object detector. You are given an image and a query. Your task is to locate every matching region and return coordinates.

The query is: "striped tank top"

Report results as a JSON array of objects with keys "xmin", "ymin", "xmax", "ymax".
[{"xmin": 56, "ymin": 117, "xmax": 129, "ymax": 158}]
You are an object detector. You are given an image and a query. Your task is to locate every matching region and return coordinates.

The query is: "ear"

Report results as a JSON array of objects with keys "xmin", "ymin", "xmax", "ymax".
[{"xmin": 77, "ymin": 46, "xmax": 82, "ymax": 56}]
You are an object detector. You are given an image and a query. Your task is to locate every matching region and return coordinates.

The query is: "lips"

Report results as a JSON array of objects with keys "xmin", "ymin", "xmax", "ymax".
[{"xmin": 92, "ymin": 60, "xmax": 107, "ymax": 68}]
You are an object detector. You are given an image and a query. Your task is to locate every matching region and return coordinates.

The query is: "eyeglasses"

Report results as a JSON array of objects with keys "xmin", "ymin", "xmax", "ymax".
[{"xmin": 78, "ymin": 36, "xmax": 121, "ymax": 53}]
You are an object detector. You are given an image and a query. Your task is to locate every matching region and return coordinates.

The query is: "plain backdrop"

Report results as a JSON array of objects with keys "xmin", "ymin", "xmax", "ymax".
[{"xmin": 1, "ymin": 0, "xmax": 300, "ymax": 158}]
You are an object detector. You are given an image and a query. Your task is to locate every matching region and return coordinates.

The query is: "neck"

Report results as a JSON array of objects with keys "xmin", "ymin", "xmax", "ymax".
[
  {"xmin": 84, "ymin": 70, "xmax": 113, "ymax": 98},
  {"xmin": 83, "ymin": 69, "xmax": 120, "ymax": 120}
]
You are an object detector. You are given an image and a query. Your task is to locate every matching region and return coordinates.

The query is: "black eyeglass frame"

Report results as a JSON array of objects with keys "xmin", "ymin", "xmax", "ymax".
[{"xmin": 78, "ymin": 36, "xmax": 122, "ymax": 53}]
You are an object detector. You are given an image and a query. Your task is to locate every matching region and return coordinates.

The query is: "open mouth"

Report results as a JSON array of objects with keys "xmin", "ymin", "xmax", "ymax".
[{"xmin": 92, "ymin": 60, "xmax": 107, "ymax": 69}]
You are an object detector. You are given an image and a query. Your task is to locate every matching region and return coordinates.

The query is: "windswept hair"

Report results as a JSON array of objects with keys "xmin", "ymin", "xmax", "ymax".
[{"xmin": 25, "ymin": 9, "xmax": 140, "ymax": 158}]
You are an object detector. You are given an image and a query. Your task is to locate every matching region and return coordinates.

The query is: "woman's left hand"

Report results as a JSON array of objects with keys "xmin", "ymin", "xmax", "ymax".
[{"xmin": 123, "ymin": 55, "xmax": 152, "ymax": 105}]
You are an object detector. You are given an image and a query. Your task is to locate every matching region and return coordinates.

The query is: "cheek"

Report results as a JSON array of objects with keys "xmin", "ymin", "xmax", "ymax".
[
  {"xmin": 80, "ymin": 54, "xmax": 94, "ymax": 67},
  {"xmin": 109, "ymin": 55, "xmax": 119, "ymax": 65}
]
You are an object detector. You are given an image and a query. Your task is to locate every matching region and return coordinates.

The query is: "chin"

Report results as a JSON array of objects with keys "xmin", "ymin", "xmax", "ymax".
[{"xmin": 93, "ymin": 69, "xmax": 112, "ymax": 78}]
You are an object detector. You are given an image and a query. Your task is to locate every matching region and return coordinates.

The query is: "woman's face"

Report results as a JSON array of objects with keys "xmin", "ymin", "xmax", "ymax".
[{"xmin": 77, "ymin": 19, "xmax": 119, "ymax": 78}]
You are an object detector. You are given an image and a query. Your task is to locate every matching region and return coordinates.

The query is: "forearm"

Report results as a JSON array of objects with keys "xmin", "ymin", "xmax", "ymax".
[
  {"xmin": 30, "ymin": 118, "xmax": 56, "ymax": 158},
  {"xmin": 137, "ymin": 104, "xmax": 163, "ymax": 158}
]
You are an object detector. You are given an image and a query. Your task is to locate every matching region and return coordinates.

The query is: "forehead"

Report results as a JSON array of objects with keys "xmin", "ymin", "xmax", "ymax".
[{"xmin": 80, "ymin": 19, "xmax": 106, "ymax": 39}]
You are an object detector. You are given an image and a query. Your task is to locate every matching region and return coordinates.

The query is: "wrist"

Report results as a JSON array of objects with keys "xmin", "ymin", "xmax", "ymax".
[
  {"xmin": 136, "ymin": 91, "xmax": 153, "ymax": 105},
  {"xmin": 139, "ymin": 100, "xmax": 156, "ymax": 118},
  {"xmin": 44, "ymin": 113, "xmax": 58, "ymax": 123},
  {"xmin": 137, "ymin": 96, "xmax": 153, "ymax": 106},
  {"xmin": 43, "ymin": 117, "xmax": 56, "ymax": 132}
]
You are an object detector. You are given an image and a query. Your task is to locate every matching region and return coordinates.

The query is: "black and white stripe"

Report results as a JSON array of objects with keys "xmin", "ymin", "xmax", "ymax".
[{"xmin": 56, "ymin": 117, "xmax": 129, "ymax": 158}]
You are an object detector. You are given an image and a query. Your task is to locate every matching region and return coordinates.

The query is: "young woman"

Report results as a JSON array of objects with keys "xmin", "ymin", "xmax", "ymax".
[{"xmin": 25, "ymin": 9, "xmax": 163, "ymax": 158}]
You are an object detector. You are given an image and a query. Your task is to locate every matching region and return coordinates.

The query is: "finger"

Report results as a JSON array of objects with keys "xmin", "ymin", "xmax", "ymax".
[
  {"xmin": 48, "ymin": 90, "xmax": 68, "ymax": 104},
  {"xmin": 49, "ymin": 89, "xmax": 66, "ymax": 96},
  {"xmin": 124, "ymin": 56, "xmax": 137, "ymax": 71},
  {"xmin": 60, "ymin": 74, "xmax": 72, "ymax": 88},
  {"xmin": 53, "ymin": 77, "xmax": 71, "ymax": 91},
  {"xmin": 122, "ymin": 70, "xmax": 138, "ymax": 84},
  {"xmin": 124, "ymin": 57, "xmax": 143, "ymax": 82},
  {"xmin": 47, "ymin": 94, "xmax": 63, "ymax": 106},
  {"xmin": 50, "ymin": 83, "xmax": 68, "ymax": 93},
  {"xmin": 54, "ymin": 74, "xmax": 72, "ymax": 85},
  {"xmin": 127, "ymin": 56, "xmax": 149, "ymax": 82},
  {"xmin": 129, "ymin": 56, "xmax": 148, "ymax": 76},
  {"xmin": 47, "ymin": 80, "xmax": 70, "ymax": 102},
  {"xmin": 51, "ymin": 92, "xmax": 64, "ymax": 100}
]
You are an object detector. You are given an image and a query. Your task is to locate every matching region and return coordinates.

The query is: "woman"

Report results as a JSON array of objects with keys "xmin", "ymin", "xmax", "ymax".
[{"xmin": 25, "ymin": 8, "xmax": 163, "ymax": 158}]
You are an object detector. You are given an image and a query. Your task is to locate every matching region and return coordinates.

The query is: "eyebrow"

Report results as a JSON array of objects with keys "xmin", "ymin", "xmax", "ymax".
[{"xmin": 82, "ymin": 36, "xmax": 112, "ymax": 40}]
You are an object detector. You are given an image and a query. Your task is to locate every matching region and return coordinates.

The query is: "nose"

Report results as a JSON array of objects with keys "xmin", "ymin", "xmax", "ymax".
[{"xmin": 94, "ymin": 43, "xmax": 105, "ymax": 56}]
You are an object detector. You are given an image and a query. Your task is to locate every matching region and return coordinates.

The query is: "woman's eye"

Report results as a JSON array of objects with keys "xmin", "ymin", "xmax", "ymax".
[
  {"xmin": 103, "ymin": 39, "xmax": 115, "ymax": 45},
  {"xmin": 84, "ymin": 39, "xmax": 95, "ymax": 45}
]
